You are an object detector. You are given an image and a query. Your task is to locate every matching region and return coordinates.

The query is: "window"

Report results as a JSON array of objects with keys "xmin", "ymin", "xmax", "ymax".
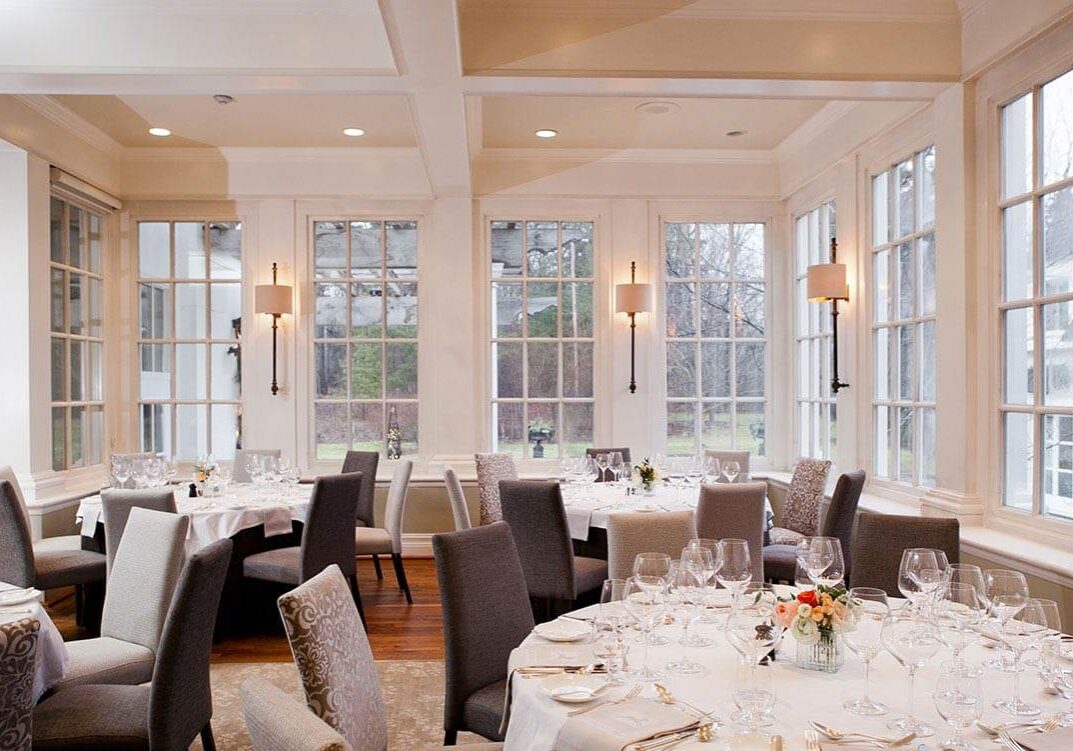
[
  {"xmin": 50, "ymin": 196, "xmax": 105, "ymax": 470},
  {"xmin": 795, "ymin": 202, "xmax": 838, "ymax": 463},
  {"xmin": 312, "ymin": 220, "xmax": 418, "ymax": 461},
  {"xmin": 871, "ymin": 145, "xmax": 937, "ymax": 487},
  {"xmin": 664, "ymin": 222, "xmax": 766, "ymax": 457},
  {"xmin": 489, "ymin": 220, "xmax": 594, "ymax": 459},
  {"xmin": 137, "ymin": 221, "xmax": 243, "ymax": 460},
  {"xmin": 1000, "ymin": 71, "xmax": 1073, "ymax": 518}
]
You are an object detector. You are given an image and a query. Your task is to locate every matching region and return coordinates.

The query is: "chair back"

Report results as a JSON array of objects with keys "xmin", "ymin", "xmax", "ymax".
[
  {"xmin": 384, "ymin": 460, "xmax": 413, "ymax": 554},
  {"xmin": 0, "ymin": 481, "xmax": 34, "ymax": 588},
  {"xmin": 442, "ymin": 466, "xmax": 472, "ymax": 531},
  {"xmin": 277, "ymin": 565, "xmax": 385, "ymax": 751},
  {"xmin": 101, "ymin": 488, "xmax": 177, "ymax": 575},
  {"xmin": 499, "ymin": 480, "xmax": 576, "ymax": 600},
  {"xmin": 241, "ymin": 681, "xmax": 352, "ymax": 751},
  {"xmin": 474, "ymin": 453, "xmax": 517, "ymax": 525},
  {"xmin": 0, "ymin": 466, "xmax": 29, "ymax": 530},
  {"xmin": 704, "ymin": 450, "xmax": 751, "ymax": 482},
  {"xmin": 103, "ymin": 507, "xmax": 189, "ymax": 652},
  {"xmin": 0, "ymin": 617, "xmax": 39, "ymax": 751},
  {"xmin": 585, "ymin": 447, "xmax": 632, "ymax": 482},
  {"xmin": 300, "ymin": 473, "xmax": 360, "ymax": 581},
  {"xmin": 852, "ymin": 512, "xmax": 960, "ymax": 594},
  {"xmin": 233, "ymin": 449, "xmax": 282, "ymax": 484},
  {"xmin": 606, "ymin": 510, "xmax": 696, "ymax": 580},
  {"xmin": 818, "ymin": 471, "xmax": 866, "ymax": 583},
  {"xmin": 341, "ymin": 451, "xmax": 379, "ymax": 528},
  {"xmin": 148, "ymin": 539, "xmax": 232, "ymax": 751},
  {"xmin": 695, "ymin": 482, "xmax": 767, "ymax": 581},
  {"xmin": 781, "ymin": 458, "xmax": 832, "ymax": 535},
  {"xmin": 432, "ymin": 523, "xmax": 534, "ymax": 736}
]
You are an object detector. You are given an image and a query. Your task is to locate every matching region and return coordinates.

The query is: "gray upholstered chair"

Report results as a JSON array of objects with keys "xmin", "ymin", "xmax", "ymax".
[
  {"xmin": 499, "ymin": 480, "xmax": 606, "ymax": 615},
  {"xmin": 100, "ymin": 488, "xmax": 177, "ymax": 575},
  {"xmin": 852, "ymin": 512, "xmax": 960, "ymax": 595},
  {"xmin": 474, "ymin": 453, "xmax": 517, "ymax": 525},
  {"xmin": 341, "ymin": 450, "xmax": 379, "ymax": 528},
  {"xmin": 763, "ymin": 470, "xmax": 865, "ymax": 584},
  {"xmin": 768, "ymin": 458, "xmax": 832, "ymax": 545},
  {"xmin": 433, "ymin": 523, "xmax": 535, "ymax": 745},
  {"xmin": 57, "ymin": 507, "xmax": 189, "ymax": 689},
  {"xmin": 606, "ymin": 510, "xmax": 696, "ymax": 580},
  {"xmin": 704, "ymin": 450, "xmax": 752, "ymax": 481},
  {"xmin": 585, "ymin": 447, "xmax": 632, "ymax": 482},
  {"xmin": 32, "ymin": 538, "xmax": 233, "ymax": 751},
  {"xmin": 0, "ymin": 617, "xmax": 39, "ymax": 751},
  {"xmin": 243, "ymin": 473, "xmax": 364, "ymax": 622},
  {"xmin": 443, "ymin": 466, "xmax": 472, "ymax": 531},
  {"xmin": 693, "ymin": 482, "xmax": 767, "ymax": 582},
  {"xmin": 354, "ymin": 460, "xmax": 414, "ymax": 603},
  {"xmin": 233, "ymin": 448, "xmax": 282, "ymax": 484},
  {"xmin": 242, "ymin": 681, "xmax": 352, "ymax": 751}
]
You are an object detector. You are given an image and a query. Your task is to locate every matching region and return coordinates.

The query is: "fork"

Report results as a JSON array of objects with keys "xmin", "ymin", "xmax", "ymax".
[
  {"xmin": 567, "ymin": 683, "xmax": 642, "ymax": 717},
  {"xmin": 805, "ymin": 729, "xmax": 822, "ymax": 751}
]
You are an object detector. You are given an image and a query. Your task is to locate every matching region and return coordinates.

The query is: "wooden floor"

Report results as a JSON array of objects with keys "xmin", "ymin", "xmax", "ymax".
[{"xmin": 49, "ymin": 557, "xmax": 447, "ymax": 663}]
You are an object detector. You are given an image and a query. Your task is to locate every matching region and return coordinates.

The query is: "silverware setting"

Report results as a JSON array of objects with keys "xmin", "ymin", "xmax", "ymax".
[
  {"xmin": 977, "ymin": 716, "xmax": 1060, "ymax": 736},
  {"xmin": 807, "ymin": 720, "xmax": 916, "ymax": 747},
  {"xmin": 653, "ymin": 682, "xmax": 718, "ymax": 722},
  {"xmin": 566, "ymin": 683, "xmax": 642, "ymax": 717},
  {"xmin": 626, "ymin": 721, "xmax": 706, "ymax": 750}
]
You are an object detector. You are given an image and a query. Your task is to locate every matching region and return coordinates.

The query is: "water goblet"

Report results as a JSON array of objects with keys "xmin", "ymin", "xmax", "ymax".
[
  {"xmin": 984, "ymin": 569, "xmax": 1029, "ymax": 672},
  {"xmin": 936, "ymin": 581, "xmax": 985, "ymax": 676},
  {"xmin": 130, "ymin": 459, "xmax": 149, "ymax": 489},
  {"xmin": 802, "ymin": 536, "xmax": 845, "ymax": 588},
  {"xmin": 111, "ymin": 456, "xmax": 130, "ymax": 488},
  {"xmin": 664, "ymin": 566, "xmax": 707, "ymax": 675},
  {"xmin": 717, "ymin": 539, "xmax": 752, "ymax": 608},
  {"xmin": 882, "ymin": 610, "xmax": 943, "ymax": 737},
  {"xmin": 994, "ymin": 599, "xmax": 1047, "ymax": 716},
  {"xmin": 842, "ymin": 587, "xmax": 890, "ymax": 716},
  {"xmin": 722, "ymin": 460, "xmax": 740, "ymax": 483},
  {"xmin": 731, "ymin": 658, "xmax": 775, "ymax": 732},
  {"xmin": 898, "ymin": 548, "xmax": 947, "ymax": 613},
  {"xmin": 934, "ymin": 663, "xmax": 983, "ymax": 751},
  {"xmin": 633, "ymin": 552, "xmax": 673, "ymax": 583},
  {"xmin": 623, "ymin": 577, "xmax": 667, "ymax": 681}
]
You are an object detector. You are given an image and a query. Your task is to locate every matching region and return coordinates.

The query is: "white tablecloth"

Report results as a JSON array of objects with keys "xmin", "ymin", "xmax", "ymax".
[
  {"xmin": 76, "ymin": 484, "xmax": 313, "ymax": 554},
  {"xmin": 504, "ymin": 600, "xmax": 1070, "ymax": 750},
  {"xmin": 0, "ymin": 582, "xmax": 69, "ymax": 702}
]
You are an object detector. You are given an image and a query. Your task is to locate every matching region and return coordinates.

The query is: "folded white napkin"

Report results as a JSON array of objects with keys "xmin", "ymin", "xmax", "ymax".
[
  {"xmin": 554, "ymin": 697, "xmax": 696, "ymax": 751},
  {"xmin": 79, "ymin": 504, "xmax": 101, "ymax": 536},
  {"xmin": 565, "ymin": 506, "xmax": 593, "ymax": 541},
  {"xmin": 1013, "ymin": 726, "xmax": 1073, "ymax": 751},
  {"xmin": 262, "ymin": 506, "xmax": 295, "ymax": 537}
]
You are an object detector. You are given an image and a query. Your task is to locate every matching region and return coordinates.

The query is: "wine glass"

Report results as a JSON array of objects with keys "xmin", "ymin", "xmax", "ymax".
[
  {"xmin": 594, "ymin": 453, "xmax": 610, "ymax": 482},
  {"xmin": 665, "ymin": 566, "xmax": 707, "ymax": 675},
  {"xmin": 1021, "ymin": 598, "xmax": 1061, "ymax": 670},
  {"xmin": 722, "ymin": 460, "xmax": 741, "ymax": 483},
  {"xmin": 842, "ymin": 587, "xmax": 891, "ymax": 716},
  {"xmin": 609, "ymin": 452, "xmax": 624, "ymax": 485},
  {"xmin": 685, "ymin": 457, "xmax": 704, "ymax": 488},
  {"xmin": 594, "ymin": 579, "xmax": 631, "ymax": 683},
  {"xmin": 1040, "ymin": 644, "xmax": 1073, "ymax": 727},
  {"xmin": 111, "ymin": 456, "xmax": 130, "ymax": 488},
  {"xmin": 632, "ymin": 552, "xmax": 673, "ymax": 583},
  {"xmin": 934, "ymin": 664, "xmax": 983, "ymax": 751},
  {"xmin": 732, "ymin": 658, "xmax": 775, "ymax": 731},
  {"xmin": 727, "ymin": 583, "xmax": 781, "ymax": 670},
  {"xmin": 983, "ymin": 568, "xmax": 1029, "ymax": 672},
  {"xmin": 935, "ymin": 582, "xmax": 985, "ymax": 676},
  {"xmin": 802, "ymin": 536, "xmax": 845, "ymax": 588},
  {"xmin": 702, "ymin": 455, "xmax": 721, "ymax": 483},
  {"xmin": 717, "ymin": 539, "xmax": 753, "ymax": 607},
  {"xmin": 245, "ymin": 453, "xmax": 263, "ymax": 484},
  {"xmin": 623, "ymin": 576, "xmax": 667, "ymax": 681},
  {"xmin": 687, "ymin": 538, "xmax": 724, "ymax": 623},
  {"xmin": 216, "ymin": 465, "xmax": 232, "ymax": 494},
  {"xmin": 130, "ymin": 459, "xmax": 148, "ymax": 489},
  {"xmin": 994, "ymin": 599, "xmax": 1047, "ymax": 716},
  {"xmin": 947, "ymin": 563, "xmax": 987, "ymax": 599},
  {"xmin": 678, "ymin": 546, "xmax": 715, "ymax": 645},
  {"xmin": 898, "ymin": 549, "xmax": 948, "ymax": 612},
  {"xmin": 882, "ymin": 611, "xmax": 943, "ymax": 737}
]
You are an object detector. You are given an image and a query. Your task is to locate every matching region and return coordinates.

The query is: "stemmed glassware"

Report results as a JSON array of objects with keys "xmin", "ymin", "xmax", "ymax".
[
  {"xmin": 935, "ymin": 581, "xmax": 986, "ymax": 676},
  {"xmin": 130, "ymin": 460, "xmax": 149, "ymax": 489},
  {"xmin": 984, "ymin": 569, "xmax": 1029, "ymax": 673},
  {"xmin": 1040, "ymin": 641, "xmax": 1073, "ymax": 727},
  {"xmin": 246, "ymin": 453, "xmax": 265, "ymax": 485},
  {"xmin": 732, "ymin": 659, "xmax": 776, "ymax": 733},
  {"xmin": 609, "ymin": 452, "xmax": 625, "ymax": 485},
  {"xmin": 702, "ymin": 456, "xmax": 721, "ymax": 483},
  {"xmin": 994, "ymin": 598, "xmax": 1047, "ymax": 716},
  {"xmin": 882, "ymin": 610, "xmax": 943, "ymax": 737},
  {"xmin": 664, "ymin": 565, "xmax": 707, "ymax": 675},
  {"xmin": 722, "ymin": 460, "xmax": 741, "ymax": 483},
  {"xmin": 934, "ymin": 664, "xmax": 983, "ymax": 751},
  {"xmin": 111, "ymin": 456, "xmax": 131, "ymax": 488},
  {"xmin": 842, "ymin": 587, "xmax": 891, "ymax": 716},
  {"xmin": 594, "ymin": 453, "xmax": 610, "ymax": 483},
  {"xmin": 898, "ymin": 548, "xmax": 949, "ymax": 613},
  {"xmin": 801, "ymin": 536, "xmax": 845, "ymax": 588},
  {"xmin": 717, "ymin": 539, "xmax": 753, "ymax": 608},
  {"xmin": 687, "ymin": 538, "xmax": 724, "ymax": 623},
  {"xmin": 623, "ymin": 576, "xmax": 668, "ymax": 681},
  {"xmin": 593, "ymin": 579, "xmax": 631, "ymax": 683},
  {"xmin": 679, "ymin": 545, "xmax": 715, "ymax": 644}
]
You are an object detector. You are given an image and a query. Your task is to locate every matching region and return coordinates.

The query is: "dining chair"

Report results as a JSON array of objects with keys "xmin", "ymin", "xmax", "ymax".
[
  {"xmin": 100, "ymin": 488, "xmax": 177, "ymax": 576},
  {"xmin": 584, "ymin": 447, "xmax": 632, "ymax": 482},
  {"xmin": 498, "ymin": 480, "xmax": 606, "ymax": 619},
  {"xmin": 851, "ymin": 512, "xmax": 960, "ymax": 595},
  {"xmin": 768, "ymin": 458, "xmax": 832, "ymax": 545},
  {"xmin": 606, "ymin": 510, "xmax": 697, "ymax": 580},
  {"xmin": 241, "ymin": 681, "xmax": 352, "ymax": 751},
  {"xmin": 354, "ymin": 459, "xmax": 414, "ymax": 603},
  {"xmin": 763, "ymin": 470, "xmax": 865, "ymax": 584},
  {"xmin": 243, "ymin": 473, "xmax": 365, "ymax": 623},
  {"xmin": 433, "ymin": 523, "xmax": 535, "ymax": 745},
  {"xmin": 704, "ymin": 450, "xmax": 751, "ymax": 481},
  {"xmin": 694, "ymin": 482, "xmax": 767, "ymax": 582},
  {"xmin": 341, "ymin": 450, "xmax": 379, "ymax": 529},
  {"xmin": 58, "ymin": 507, "xmax": 189, "ymax": 689},
  {"xmin": 32, "ymin": 538, "xmax": 232, "ymax": 751},
  {"xmin": 233, "ymin": 448, "xmax": 282, "ymax": 484},
  {"xmin": 0, "ymin": 617, "xmax": 39, "ymax": 751},
  {"xmin": 474, "ymin": 453, "xmax": 517, "ymax": 525},
  {"xmin": 443, "ymin": 466, "xmax": 472, "ymax": 531}
]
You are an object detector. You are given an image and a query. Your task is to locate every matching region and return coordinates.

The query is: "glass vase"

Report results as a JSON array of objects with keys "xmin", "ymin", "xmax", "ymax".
[{"xmin": 795, "ymin": 631, "xmax": 844, "ymax": 673}]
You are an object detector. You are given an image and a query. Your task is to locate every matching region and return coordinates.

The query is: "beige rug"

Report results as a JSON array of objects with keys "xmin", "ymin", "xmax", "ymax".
[{"xmin": 205, "ymin": 660, "xmax": 490, "ymax": 750}]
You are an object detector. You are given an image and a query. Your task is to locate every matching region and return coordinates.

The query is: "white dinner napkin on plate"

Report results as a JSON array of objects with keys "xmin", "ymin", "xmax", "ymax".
[
  {"xmin": 554, "ymin": 697, "xmax": 697, "ymax": 751},
  {"xmin": 1012, "ymin": 727, "xmax": 1073, "ymax": 751}
]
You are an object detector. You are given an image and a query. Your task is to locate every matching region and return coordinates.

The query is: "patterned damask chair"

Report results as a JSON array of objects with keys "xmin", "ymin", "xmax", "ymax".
[
  {"xmin": 0, "ymin": 617, "xmax": 39, "ymax": 751},
  {"xmin": 474, "ymin": 453, "xmax": 517, "ymax": 525},
  {"xmin": 767, "ymin": 458, "xmax": 832, "ymax": 546}
]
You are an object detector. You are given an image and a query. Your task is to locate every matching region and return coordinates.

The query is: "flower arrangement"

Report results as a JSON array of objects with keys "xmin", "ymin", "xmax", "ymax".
[
  {"xmin": 634, "ymin": 458, "xmax": 659, "ymax": 492},
  {"xmin": 192, "ymin": 462, "xmax": 215, "ymax": 483},
  {"xmin": 775, "ymin": 584, "xmax": 849, "ymax": 646}
]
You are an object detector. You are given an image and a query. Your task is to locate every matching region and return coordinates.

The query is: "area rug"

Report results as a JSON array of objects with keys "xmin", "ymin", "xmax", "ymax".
[{"xmin": 206, "ymin": 660, "xmax": 490, "ymax": 749}]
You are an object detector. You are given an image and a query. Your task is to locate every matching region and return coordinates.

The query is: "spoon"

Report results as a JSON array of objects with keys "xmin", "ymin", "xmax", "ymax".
[{"xmin": 808, "ymin": 721, "xmax": 916, "ymax": 747}]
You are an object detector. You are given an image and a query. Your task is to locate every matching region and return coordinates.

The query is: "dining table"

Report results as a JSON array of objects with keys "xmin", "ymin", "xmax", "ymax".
[{"xmin": 0, "ymin": 582, "xmax": 69, "ymax": 702}]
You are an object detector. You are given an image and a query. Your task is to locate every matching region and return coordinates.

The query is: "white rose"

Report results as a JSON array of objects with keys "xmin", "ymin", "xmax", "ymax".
[
  {"xmin": 797, "ymin": 604, "xmax": 812, "ymax": 619},
  {"xmin": 792, "ymin": 615, "xmax": 821, "ymax": 646}
]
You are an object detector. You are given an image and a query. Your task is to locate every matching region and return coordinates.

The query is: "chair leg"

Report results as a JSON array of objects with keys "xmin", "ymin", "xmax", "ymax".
[
  {"xmin": 348, "ymin": 574, "xmax": 367, "ymax": 626},
  {"xmin": 200, "ymin": 723, "xmax": 217, "ymax": 751},
  {"xmin": 443, "ymin": 729, "xmax": 458, "ymax": 746},
  {"xmin": 391, "ymin": 553, "xmax": 413, "ymax": 604},
  {"xmin": 372, "ymin": 554, "xmax": 384, "ymax": 580}
]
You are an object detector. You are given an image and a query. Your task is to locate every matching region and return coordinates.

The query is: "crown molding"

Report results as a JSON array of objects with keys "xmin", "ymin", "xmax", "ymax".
[
  {"xmin": 475, "ymin": 147, "xmax": 777, "ymax": 165},
  {"xmin": 121, "ymin": 146, "xmax": 423, "ymax": 163},
  {"xmin": 0, "ymin": 0, "xmax": 369, "ymax": 15},
  {"xmin": 13, "ymin": 95, "xmax": 124, "ymax": 159},
  {"xmin": 956, "ymin": 0, "xmax": 987, "ymax": 21}
]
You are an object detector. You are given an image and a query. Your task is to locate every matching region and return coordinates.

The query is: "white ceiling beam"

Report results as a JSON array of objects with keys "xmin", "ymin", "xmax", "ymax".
[{"xmin": 0, "ymin": 72, "xmax": 411, "ymax": 96}]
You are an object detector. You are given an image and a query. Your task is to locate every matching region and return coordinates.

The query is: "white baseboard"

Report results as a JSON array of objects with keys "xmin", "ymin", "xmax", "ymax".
[{"xmin": 400, "ymin": 532, "xmax": 435, "ymax": 558}]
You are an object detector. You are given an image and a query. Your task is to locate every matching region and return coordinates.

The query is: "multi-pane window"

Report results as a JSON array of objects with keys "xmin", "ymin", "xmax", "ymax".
[
  {"xmin": 313, "ymin": 220, "xmax": 418, "ymax": 461},
  {"xmin": 872, "ymin": 146, "xmax": 937, "ymax": 487},
  {"xmin": 795, "ymin": 202, "xmax": 838, "ymax": 463},
  {"xmin": 664, "ymin": 222, "xmax": 766, "ymax": 457},
  {"xmin": 489, "ymin": 220, "xmax": 594, "ymax": 459},
  {"xmin": 1000, "ymin": 71, "xmax": 1073, "ymax": 518},
  {"xmin": 50, "ymin": 197, "xmax": 105, "ymax": 470},
  {"xmin": 137, "ymin": 221, "xmax": 243, "ymax": 460}
]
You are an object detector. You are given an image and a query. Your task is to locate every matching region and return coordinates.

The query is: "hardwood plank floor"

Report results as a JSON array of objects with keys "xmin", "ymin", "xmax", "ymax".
[{"xmin": 48, "ymin": 558, "xmax": 446, "ymax": 662}]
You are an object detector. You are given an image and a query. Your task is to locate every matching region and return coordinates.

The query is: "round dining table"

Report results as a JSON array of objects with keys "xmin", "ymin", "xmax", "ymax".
[
  {"xmin": 0, "ymin": 582, "xmax": 69, "ymax": 702},
  {"xmin": 503, "ymin": 595, "xmax": 1072, "ymax": 750}
]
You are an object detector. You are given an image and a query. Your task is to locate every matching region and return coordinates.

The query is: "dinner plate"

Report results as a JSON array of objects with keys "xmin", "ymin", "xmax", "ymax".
[
  {"xmin": 539, "ymin": 673, "xmax": 610, "ymax": 704},
  {"xmin": 0, "ymin": 588, "xmax": 42, "ymax": 607},
  {"xmin": 533, "ymin": 618, "xmax": 592, "ymax": 643},
  {"xmin": 632, "ymin": 505, "xmax": 658, "ymax": 513}
]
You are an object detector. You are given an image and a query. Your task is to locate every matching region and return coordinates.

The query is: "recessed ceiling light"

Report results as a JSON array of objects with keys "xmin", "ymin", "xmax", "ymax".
[
  {"xmin": 634, "ymin": 100, "xmax": 680, "ymax": 115},
  {"xmin": 534, "ymin": 129, "xmax": 558, "ymax": 138},
  {"xmin": 148, "ymin": 127, "xmax": 171, "ymax": 137},
  {"xmin": 213, "ymin": 94, "xmax": 235, "ymax": 105},
  {"xmin": 343, "ymin": 127, "xmax": 366, "ymax": 137},
  {"xmin": 725, "ymin": 129, "xmax": 747, "ymax": 137}
]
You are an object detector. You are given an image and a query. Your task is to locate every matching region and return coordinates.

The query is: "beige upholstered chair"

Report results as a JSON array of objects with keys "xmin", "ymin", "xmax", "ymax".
[
  {"xmin": 704, "ymin": 450, "xmax": 751, "ymax": 481},
  {"xmin": 695, "ymin": 482, "xmax": 767, "ymax": 582},
  {"xmin": 443, "ymin": 466, "xmax": 472, "ymax": 531},
  {"xmin": 354, "ymin": 459, "xmax": 414, "ymax": 603},
  {"xmin": 606, "ymin": 510, "xmax": 697, "ymax": 580},
  {"xmin": 474, "ymin": 453, "xmax": 517, "ymax": 525},
  {"xmin": 233, "ymin": 448, "xmax": 282, "ymax": 484},
  {"xmin": 768, "ymin": 458, "xmax": 832, "ymax": 546},
  {"xmin": 57, "ymin": 507, "xmax": 190, "ymax": 689},
  {"xmin": 100, "ymin": 488, "xmax": 177, "ymax": 575},
  {"xmin": 0, "ymin": 617, "xmax": 39, "ymax": 751},
  {"xmin": 242, "ymin": 682, "xmax": 352, "ymax": 751}
]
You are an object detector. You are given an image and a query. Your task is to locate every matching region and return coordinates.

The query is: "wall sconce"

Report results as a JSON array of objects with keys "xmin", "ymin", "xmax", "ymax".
[
  {"xmin": 807, "ymin": 238, "xmax": 850, "ymax": 393},
  {"xmin": 615, "ymin": 261, "xmax": 653, "ymax": 394},
  {"xmin": 254, "ymin": 262, "xmax": 293, "ymax": 396}
]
